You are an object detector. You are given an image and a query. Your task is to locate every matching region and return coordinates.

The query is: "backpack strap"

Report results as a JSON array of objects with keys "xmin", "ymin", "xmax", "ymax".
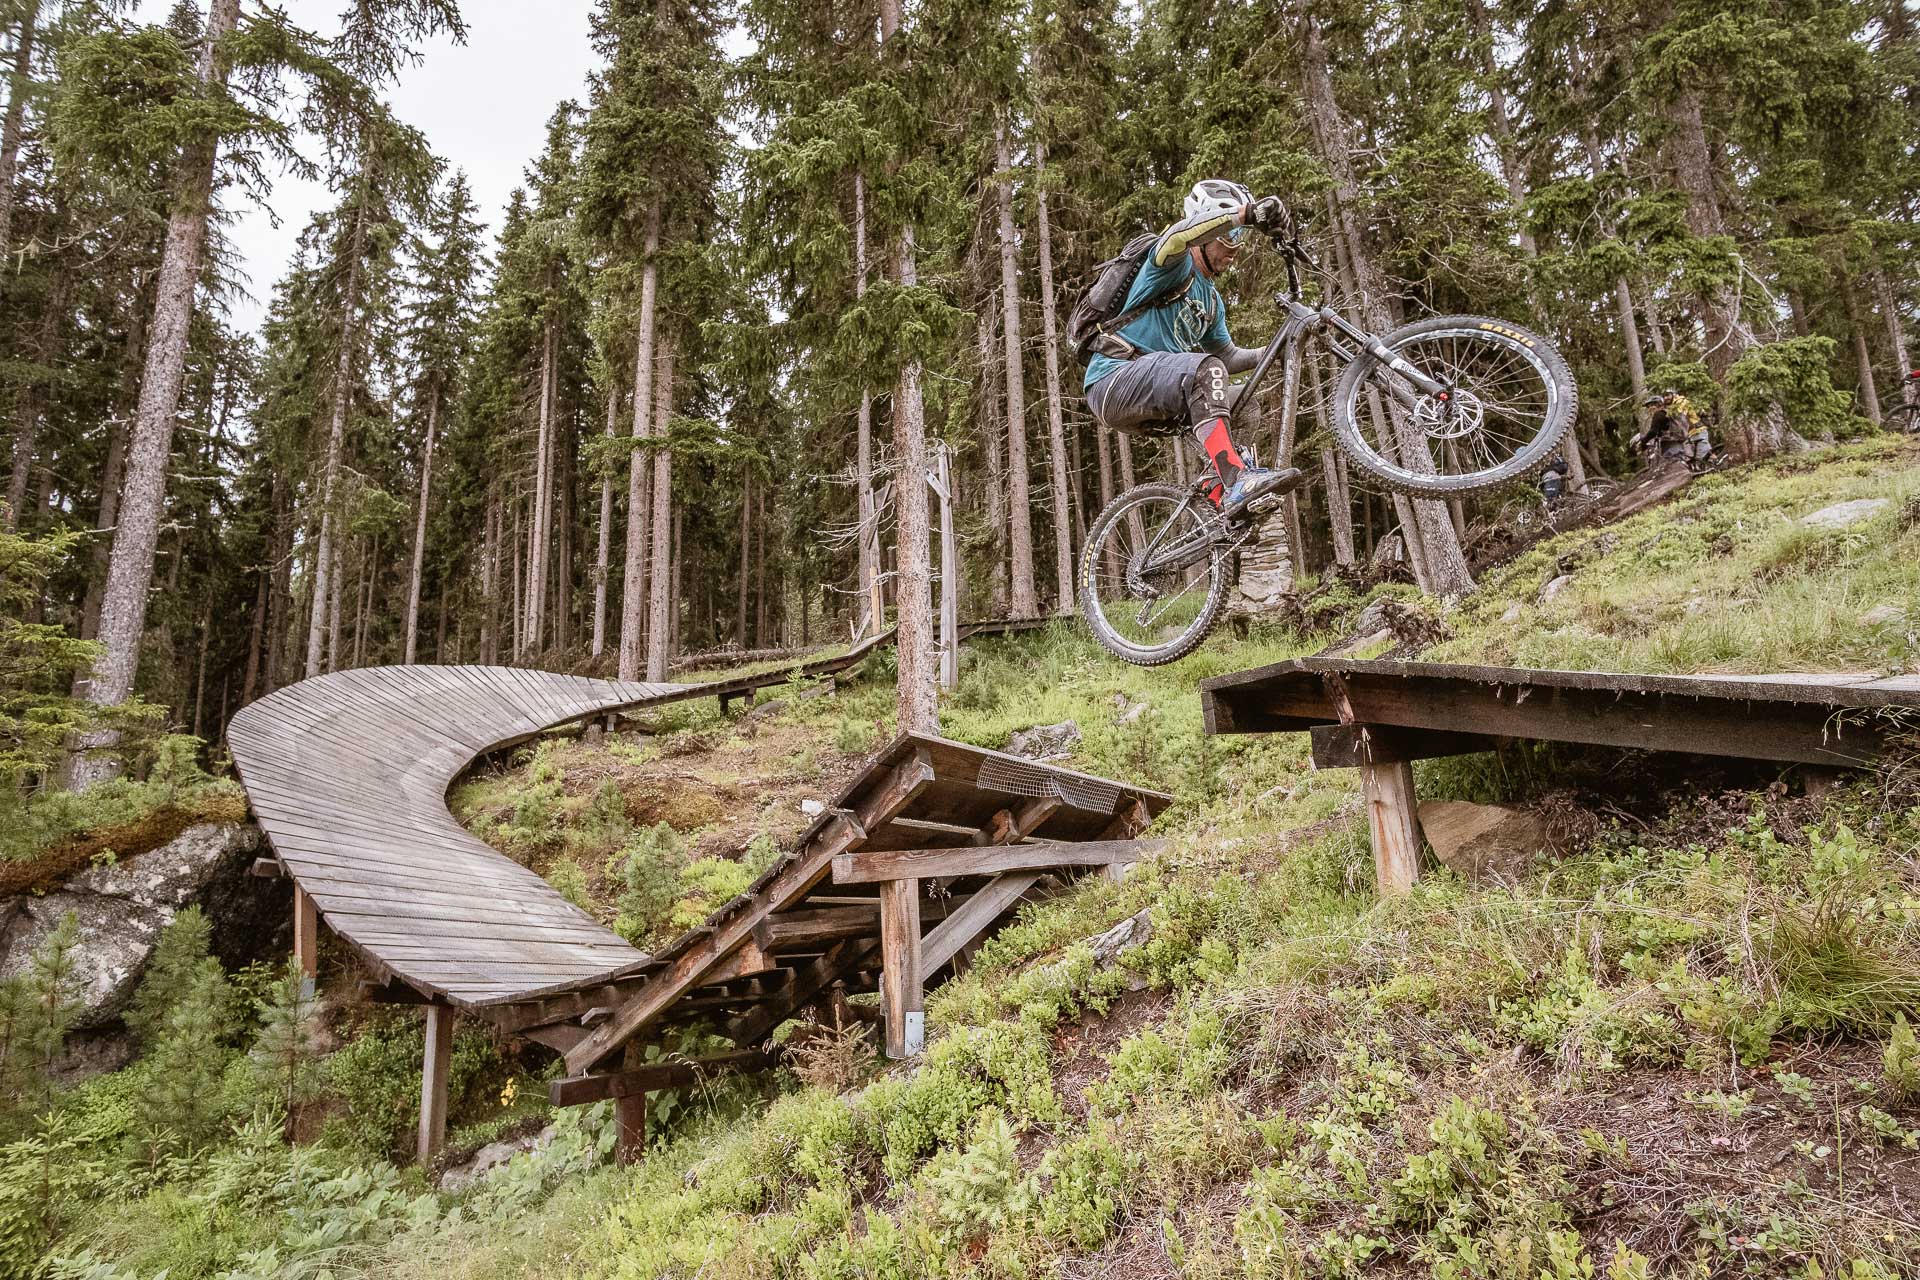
[{"xmin": 1092, "ymin": 277, "xmax": 1193, "ymax": 358}]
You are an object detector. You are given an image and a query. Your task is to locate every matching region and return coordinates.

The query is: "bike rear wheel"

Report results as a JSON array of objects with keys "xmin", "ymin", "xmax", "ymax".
[
  {"xmin": 1078, "ymin": 482, "xmax": 1234, "ymax": 667},
  {"xmin": 1331, "ymin": 314, "xmax": 1577, "ymax": 496}
]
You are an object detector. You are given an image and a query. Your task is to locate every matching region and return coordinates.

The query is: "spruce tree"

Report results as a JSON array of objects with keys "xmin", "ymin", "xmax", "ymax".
[{"xmin": 248, "ymin": 959, "xmax": 323, "ymax": 1141}]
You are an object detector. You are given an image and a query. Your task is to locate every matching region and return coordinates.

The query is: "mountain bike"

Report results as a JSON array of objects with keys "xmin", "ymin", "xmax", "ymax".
[{"xmin": 1078, "ymin": 220, "xmax": 1578, "ymax": 666}]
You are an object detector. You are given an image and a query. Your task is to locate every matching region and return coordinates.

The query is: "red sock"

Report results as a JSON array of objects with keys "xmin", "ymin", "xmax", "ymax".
[{"xmin": 1201, "ymin": 418, "xmax": 1243, "ymax": 506}]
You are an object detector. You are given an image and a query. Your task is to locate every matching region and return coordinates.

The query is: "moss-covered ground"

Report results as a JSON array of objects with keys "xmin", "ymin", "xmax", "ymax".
[{"xmin": 30, "ymin": 440, "xmax": 1920, "ymax": 1279}]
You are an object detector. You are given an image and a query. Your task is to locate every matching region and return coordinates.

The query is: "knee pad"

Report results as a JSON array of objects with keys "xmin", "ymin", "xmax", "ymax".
[{"xmin": 1185, "ymin": 355, "xmax": 1231, "ymax": 426}]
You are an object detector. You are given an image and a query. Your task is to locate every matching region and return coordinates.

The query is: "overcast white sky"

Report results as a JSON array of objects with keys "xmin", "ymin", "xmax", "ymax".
[{"xmin": 137, "ymin": 0, "xmax": 605, "ymax": 334}]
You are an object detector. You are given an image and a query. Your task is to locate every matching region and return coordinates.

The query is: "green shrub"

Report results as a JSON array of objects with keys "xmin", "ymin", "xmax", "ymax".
[
  {"xmin": 1884, "ymin": 1014, "xmax": 1920, "ymax": 1106},
  {"xmin": 611, "ymin": 822, "xmax": 685, "ymax": 943},
  {"xmin": 833, "ymin": 717, "xmax": 876, "ymax": 755},
  {"xmin": 323, "ymin": 1014, "xmax": 501, "ymax": 1159}
]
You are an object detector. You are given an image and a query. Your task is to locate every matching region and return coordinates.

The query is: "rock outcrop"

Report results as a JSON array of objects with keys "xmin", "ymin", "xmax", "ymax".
[{"xmin": 0, "ymin": 822, "xmax": 269, "ymax": 1030}]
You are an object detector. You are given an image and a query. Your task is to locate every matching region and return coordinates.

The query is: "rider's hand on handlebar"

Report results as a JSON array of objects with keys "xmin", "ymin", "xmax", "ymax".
[{"xmin": 1248, "ymin": 195, "xmax": 1289, "ymax": 234}]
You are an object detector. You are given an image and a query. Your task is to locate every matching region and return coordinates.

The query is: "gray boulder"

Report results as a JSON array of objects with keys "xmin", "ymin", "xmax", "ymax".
[
  {"xmin": 1007, "ymin": 720, "xmax": 1081, "ymax": 762},
  {"xmin": 0, "ymin": 822, "xmax": 263, "ymax": 1029},
  {"xmin": 440, "ymin": 1124, "xmax": 556, "ymax": 1193},
  {"xmin": 1417, "ymin": 801, "xmax": 1546, "ymax": 885},
  {"xmin": 1800, "ymin": 498, "xmax": 1888, "ymax": 531}
]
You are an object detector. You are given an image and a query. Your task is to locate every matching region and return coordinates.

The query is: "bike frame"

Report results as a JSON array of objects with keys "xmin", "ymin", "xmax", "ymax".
[{"xmin": 1228, "ymin": 238, "xmax": 1448, "ymax": 435}]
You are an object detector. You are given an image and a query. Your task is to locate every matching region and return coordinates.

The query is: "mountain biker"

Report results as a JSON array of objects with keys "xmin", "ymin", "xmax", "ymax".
[
  {"xmin": 1634, "ymin": 391, "xmax": 1712, "ymax": 468},
  {"xmin": 1083, "ymin": 179, "xmax": 1306, "ymax": 518}
]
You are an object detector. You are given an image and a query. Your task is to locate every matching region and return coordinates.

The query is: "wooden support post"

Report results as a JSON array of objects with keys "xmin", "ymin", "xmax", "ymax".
[
  {"xmin": 934, "ymin": 445, "xmax": 959, "ymax": 691},
  {"xmin": 1363, "ymin": 759, "xmax": 1422, "ymax": 895},
  {"xmin": 879, "ymin": 877, "xmax": 923, "ymax": 1058},
  {"xmin": 615, "ymin": 1043, "xmax": 648, "ymax": 1165},
  {"xmin": 292, "ymin": 884, "xmax": 317, "ymax": 998},
  {"xmin": 418, "ymin": 1003, "xmax": 453, "ymax": 1166}
]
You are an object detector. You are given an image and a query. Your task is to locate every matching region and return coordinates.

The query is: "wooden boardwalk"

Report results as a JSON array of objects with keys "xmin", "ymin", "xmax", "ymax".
[
  {"xmin": 227, "ymin": 666, "xmax": 692, "ymax": 1007},
  {"xmin": 1201, "ymin": 657, "xmax": 1920, "ymax": 896},
  {"xmin": 226, "ymin": 620, "xmax": 1166, "ymax": 1163}
]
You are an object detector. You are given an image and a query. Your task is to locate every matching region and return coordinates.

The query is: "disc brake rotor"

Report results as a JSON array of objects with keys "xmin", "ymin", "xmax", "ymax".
[{"xmin": 1414, "ymin": 387, "xmax": 1484, "ymax": 441}]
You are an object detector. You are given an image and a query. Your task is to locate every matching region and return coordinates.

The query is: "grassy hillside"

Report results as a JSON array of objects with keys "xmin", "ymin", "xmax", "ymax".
[{"xmin": 32, "ymin": 441, "xmax": 1920, "ymax": 1280}]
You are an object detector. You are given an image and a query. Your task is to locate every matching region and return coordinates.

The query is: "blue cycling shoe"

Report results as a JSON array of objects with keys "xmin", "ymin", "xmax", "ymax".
[{"xmin": 1219, "ymin": 466, "xmax": 1304, "ymax": 519}]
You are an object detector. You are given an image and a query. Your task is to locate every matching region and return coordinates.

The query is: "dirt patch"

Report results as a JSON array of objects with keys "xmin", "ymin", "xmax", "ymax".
[{"xmin": 1052, "ymin": 987, "xmax": 1175, "ymax": 1122}]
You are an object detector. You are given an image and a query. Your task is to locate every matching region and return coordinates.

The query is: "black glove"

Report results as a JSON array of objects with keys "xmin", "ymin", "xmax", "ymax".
[{"xmin": 1248, "ymin": 195, "xmax": 1288, "ymax": 232}]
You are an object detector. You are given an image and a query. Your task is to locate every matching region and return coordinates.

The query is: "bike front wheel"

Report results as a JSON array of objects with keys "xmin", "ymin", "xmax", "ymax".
[
  {"xmin": 1078, "ymin": 482, "xmax": 1233, "ymax": 667},
  {"xmin": 1331, "ymin": 314, "xmax": 1577, "ymax": 496}
]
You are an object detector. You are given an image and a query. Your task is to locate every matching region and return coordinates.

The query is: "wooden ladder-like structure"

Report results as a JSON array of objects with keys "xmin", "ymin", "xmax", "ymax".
[{"xmin": 229, "ymin": 654, "xmax": 1169, "ymax": 1167}]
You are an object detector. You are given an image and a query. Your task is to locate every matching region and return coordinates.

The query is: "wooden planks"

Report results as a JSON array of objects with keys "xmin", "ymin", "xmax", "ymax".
[
  {"xmin": 230, "ymin": 666, "xmax": 693, "ymax": 1010},
  {"xmin": 1201, "ymin": 657, "xmax": 1920, "ymax": 767},
  {"xmin": 832, "ymin": 838, "xmax": 1164, "ymax": 884}
]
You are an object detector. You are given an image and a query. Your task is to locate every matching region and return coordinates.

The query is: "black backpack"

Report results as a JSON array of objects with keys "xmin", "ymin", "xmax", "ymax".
[{"xmin": 1066, "ymin": 233, "xmax": 1192, "ymax": 366}]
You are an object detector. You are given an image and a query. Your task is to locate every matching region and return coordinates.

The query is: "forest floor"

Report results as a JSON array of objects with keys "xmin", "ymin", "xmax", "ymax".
[{"xmin": 36, "ymin": 438, "xmax": 1920, "ymax": 1280}]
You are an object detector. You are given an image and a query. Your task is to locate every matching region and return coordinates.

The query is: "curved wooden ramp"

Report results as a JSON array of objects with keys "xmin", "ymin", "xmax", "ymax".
[{"xmin": 227, "ymin": 666, "xmax": 690, "ymax": 1007}]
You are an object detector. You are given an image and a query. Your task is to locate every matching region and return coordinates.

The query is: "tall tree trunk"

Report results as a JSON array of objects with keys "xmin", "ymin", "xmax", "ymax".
[
  {"xmin": 511, "ymin": 494, "xmax": 523, "ymax": 658},
  {"xmin": 6, "ymin": 262, "xmax": 65, "ymax": 532},
  {"xmin": 853, "ymin": 169, "xmax": 879, "ymax": 629},
  {"xmin": 1463, "ymin": 0, "xmax": 1536, "ymax": 260},
  {"xmin": 480, "ymin": 490, "xmax": 499, "ymax": 663},
  {"xmin": 523, "ymin": 321, "xmax": 555, "ymax": 656},
  {"xmin": 1869, "ymin": 266, "xmax": 1911, "ymax": 403},
  {"xmin": 403, "ymin": 390, "xmax": 439, "ymax": 663},
  {"xmin": 1031, "ymin": 139, "xmax": 1074, "ymax": 610},
  {"xmin": 592, "ymin": 381, "xmax": 617, "ymax": 659},
  {"xmin": 617, "ymin": 201, "xmax": 661, "ymax": 681},
  {"xmin": 882, "ymin": 0, "xmax": 935, "ymax": 731},
  {"xmin": 265, "ymin": 478, "xmax": 290, "ymax": 694},
  {"xmin": 327, "ymin": 535, "xmax": 345, "ymax": 673},
  {"xmin": 241, "ymin": 566, "xmax": 267, "ymax": 704},
  {"xmin": 736, "ymin": 472, "xmax": 750, "ymax": 646},
  {"xmin": 645, "ymin": 336, "xmax": 676, "ymax": 682},
  {"xmin": 80, "ymin": 275, "xmax": 153, "ymax": 640},
  {"xmin": 1301, "ymin": 15, "xmax": 1472, "ymax": 596},
  {"xmin": 0, "ymin": 1, "xmax": 37, "ymax": 269},
  {"xmin": 353, "ymin": 539, "xmax": 373, "ymax": 668},
  {"xmin": 73, "ymin": 0, "xmax": 243, "ymax": 787},
  {"xmin": 994, "ymin": 118, "xmax": 1039, "ymax": 618},
  {"xmin": 305, "ymin": 164, "xmax": 372, "ymax": 679},
  {"xmin": 1844, "ymin": 276, "xmax": 1883, "ymax": 424},
  {"xmin": 1667, "ymin": 90, "xmax": 1802, "ymax": 457},
  {"xmin": 976, "ymin": 304, "xmax": 1008, "ymax": 612}
]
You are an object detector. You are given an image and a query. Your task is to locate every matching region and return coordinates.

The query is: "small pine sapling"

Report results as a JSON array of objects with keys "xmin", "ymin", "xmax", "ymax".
[
  {"xmin": 249, "ymin": 960, "xmax": 324, "ymax": 1141},
  {"xmin": 22, "ymin": 914, "xmax": 81, "ymax": 1116},
  {"xmin": 129, "ymin": 964, "xmax": 238, "ymax": 1164},
  {"xmin": 1884, "ymin": 1013, "xmax": 1920, "ymax": 1106},
  {"xmin": 125, "ymin": 905, "xmax": 219, "ymax": 1047}
]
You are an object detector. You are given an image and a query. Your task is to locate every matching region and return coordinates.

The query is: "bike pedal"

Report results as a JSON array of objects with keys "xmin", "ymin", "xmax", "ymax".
[{"xmin": 1247, "ymin": 495, "xmax": 1282, "ymax": 516}]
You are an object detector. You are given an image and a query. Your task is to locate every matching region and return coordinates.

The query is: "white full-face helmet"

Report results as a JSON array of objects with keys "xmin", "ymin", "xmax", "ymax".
[{"xmin": 1184, "ymin": 178, "xmax": 1253, "ymax": 226}]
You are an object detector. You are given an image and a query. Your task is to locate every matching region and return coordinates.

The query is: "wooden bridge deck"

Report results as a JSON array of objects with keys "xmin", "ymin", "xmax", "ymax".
[
  {"xmin": 227, "ymin": 666, "xmax": 694, "ymax": 1007},
  {"xmin": 226, "ymin": 620, "xmax": 1172, "ymax": 1163},
  {"xmin": 1200, "ymin": 656, "xmax": 1920, "ymax": 897}
]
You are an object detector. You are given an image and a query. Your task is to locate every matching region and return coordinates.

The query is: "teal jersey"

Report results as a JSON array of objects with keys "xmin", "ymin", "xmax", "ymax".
[{"xmin": 1083, "ymin": 238, "xmax": 1234, "ymax": 390}]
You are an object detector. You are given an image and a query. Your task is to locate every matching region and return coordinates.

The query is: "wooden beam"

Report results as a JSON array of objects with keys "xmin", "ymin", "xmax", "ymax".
[
  {"xmin": 549, "ymin": 1048, "xmax": 776, "ymax": 1108},
  {"xmin": 1364, "ymin": 759, "xmax": 1422, "ymax": 895},
  {"xmin": 921, "ymin": 872, "xmax": 1040, "ymax": 974},
  {"xmin": 614, "ymin": 1044, "xmax": 647, "ymax": 1165},
  {"xmin": 753, "ymin": 906, "xmax": 879, "ymax": 950},
  {"xmin": 880, "ymin": 878, "xmax": 923, "ymax": 1058},
  {"xmin": 521, "ymin": 1023, "xmax": 587, "ymax": 1053},
  {"xmin": 565, "ymin": 747, "xmax": 937, "ymax": 1074},
  {"xmin": 293, "ymin": 884, "xmax": 318, "ymax": 993},
  {"xmin": 833, "ymin": 838, "xmax": 1163, "ymax": 885},
  {"xmin": 726, "ymin": 937, "xmax": 881, "ymax": 1048},
  {"xmin": 1309, "ymin": 722, "xmax": 1498, "ymax": 768},
  {"xmin": 704, "ymin": 939, "xmax": 777, "ymax": 985},
  {"xmin": 250, "ymin": 856, "xmax": 285, "ymax": 879},
  {"xmin": 418, "ymin": 1004, "xmax": 453, "ymax": 1166},
  {"xmin": 358, "ymin": 979, "xmax": 429, "ymax": 1005}
]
